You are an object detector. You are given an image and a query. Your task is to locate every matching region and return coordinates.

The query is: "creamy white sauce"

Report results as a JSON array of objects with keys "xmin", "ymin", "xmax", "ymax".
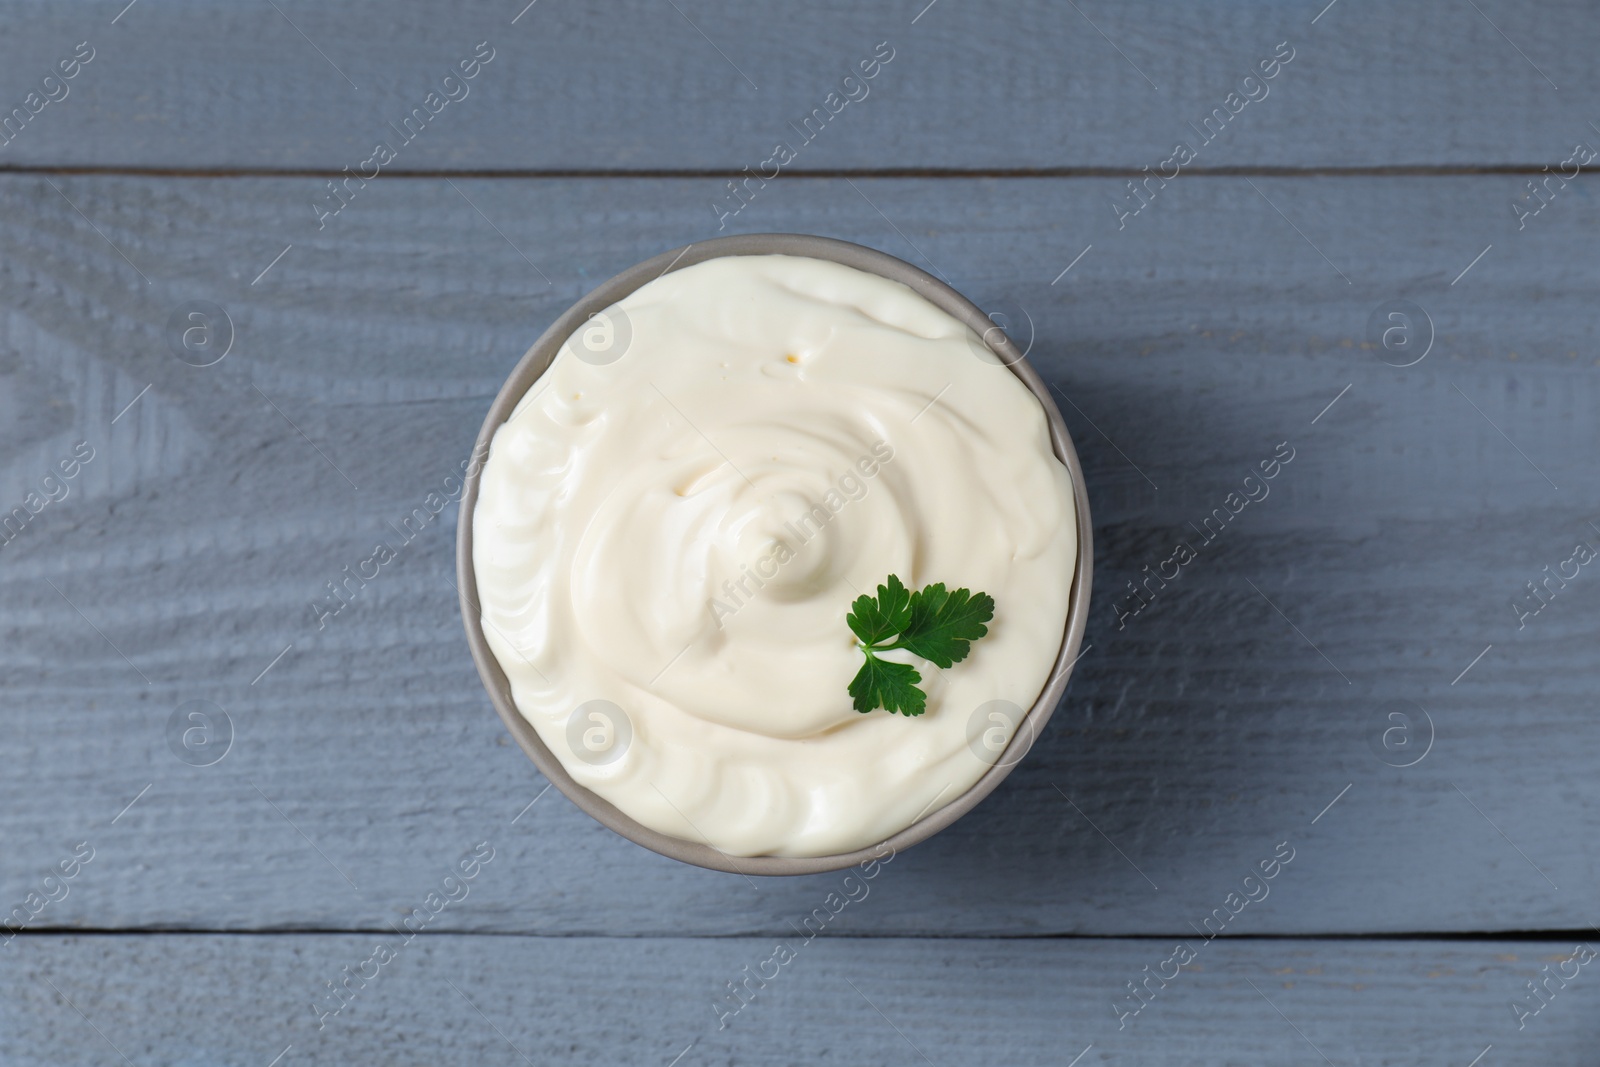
[{"xmin": 473, "ymin": 254, "xmax": 1077, "ymax": 857}]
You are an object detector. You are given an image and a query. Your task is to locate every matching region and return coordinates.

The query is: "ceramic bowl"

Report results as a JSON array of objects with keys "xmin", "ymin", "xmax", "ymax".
[{"xmin": 456, "ymin": 233, "xmax": 1093, "ymax": 875}]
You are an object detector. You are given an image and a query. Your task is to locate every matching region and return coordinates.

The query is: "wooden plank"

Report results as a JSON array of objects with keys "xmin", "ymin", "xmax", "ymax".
[
  {"xmin": 0, "ymin": 0, "xmax": 1592, "ymax": 171},
  {"xmin": 1, "ymin": 173, "xmax": 1598, "ymax": 936},
  {"xmin": 3, "ymin": 933, "xmax": 1595, "ymax": 1065}
]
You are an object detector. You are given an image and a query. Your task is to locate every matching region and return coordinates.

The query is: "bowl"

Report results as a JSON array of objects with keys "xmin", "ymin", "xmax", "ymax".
[{"xmin": 457, "ymin": 233, "xmax": 1093, "ymax": 875}]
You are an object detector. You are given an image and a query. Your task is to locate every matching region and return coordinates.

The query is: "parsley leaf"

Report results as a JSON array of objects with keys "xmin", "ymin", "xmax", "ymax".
[
  {"xmin": 847, "ymin": 574, "xmax": 996, "ymax": 715},
  {"xmin": 847, "ymin": 574, "xmax": 913, "ymax": 646},
  {"xmin": 896, "ymin": 582, "xmax": 995, "ymax": 668},
  {"xmin": 848, "ymin": 655, "xmax": 926, "ymax": 716}
]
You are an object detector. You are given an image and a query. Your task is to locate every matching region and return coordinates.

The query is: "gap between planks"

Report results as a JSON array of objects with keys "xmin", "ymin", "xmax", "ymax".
[
  {"xmin": 0, "ymin": 164, "xmax": 1578, "ymax": 180},
  {"xmin": 7, "ymin": 929, "xmax": 1597, "ymax": 942}
]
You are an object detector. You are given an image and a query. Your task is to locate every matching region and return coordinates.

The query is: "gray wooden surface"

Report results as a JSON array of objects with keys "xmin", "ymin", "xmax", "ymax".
[
  {"xmin": 2, "ymin": 0, "xmax": 1598, "ymax": 1063},
  {"xmin": 0, "ymin": 0, "xmax": 1595, "ymax": 171},
  {"xmin": 4, "ymin": 935, "xmax": 1595, "ymax": 1066}
]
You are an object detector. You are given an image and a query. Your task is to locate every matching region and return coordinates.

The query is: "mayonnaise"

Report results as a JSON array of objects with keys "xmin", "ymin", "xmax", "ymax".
[{"xmin": 473, "ymin": 254, "xmax": 1077, "ymax": 857}]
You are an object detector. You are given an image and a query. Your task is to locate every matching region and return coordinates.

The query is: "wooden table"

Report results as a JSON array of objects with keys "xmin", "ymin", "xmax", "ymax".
[{"xmin": 2, "ymin": 1, "xmax": 1596, "ymax": 1062}]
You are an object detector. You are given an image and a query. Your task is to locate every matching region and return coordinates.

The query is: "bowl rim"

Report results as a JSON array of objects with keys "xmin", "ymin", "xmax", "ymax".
[{"xmin": 456, "ymin": 233, "xmax": 1094, "ymax": 876}]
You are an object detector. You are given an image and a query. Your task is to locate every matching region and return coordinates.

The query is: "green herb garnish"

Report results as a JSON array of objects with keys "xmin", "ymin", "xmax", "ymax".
[{"xmin": 846, "ymin": 574, "xmax": 996, "ymax": 716}]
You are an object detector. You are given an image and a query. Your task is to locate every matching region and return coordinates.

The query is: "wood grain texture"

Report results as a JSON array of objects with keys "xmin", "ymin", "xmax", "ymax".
[
  {"xmin": 0, "ymin": 0, "xmax": 1592, "ymax": 171},
  {"xmin": 1, "ymin": 2, "xmax": 1593, "ymax": 1062},
  {"xmin": 3, "ymin": 934, "xmax": 1596, "ymax": 1066},
  {"xmin": 1, "ymin": 173, "xmax": 1596, "ymax": 937}
]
